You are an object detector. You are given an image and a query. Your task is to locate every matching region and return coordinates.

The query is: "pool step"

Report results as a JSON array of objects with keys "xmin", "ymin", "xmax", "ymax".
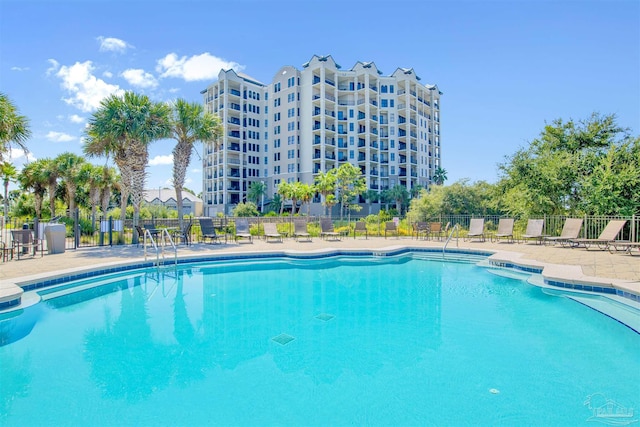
[{"xmin": 412, "ymin": 252, "xmax": 487, "ymax": 264}]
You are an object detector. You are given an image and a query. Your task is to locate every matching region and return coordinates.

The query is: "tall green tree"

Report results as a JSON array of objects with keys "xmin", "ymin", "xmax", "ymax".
[
  {"xmin": 497, "ymin": 113, "xmax": 636, "ymax": 216},
  {"xmin": 169, "ymin": 99, "xmax": 222, "ymax": 229},
  {"xmin": 334, "ymin": 163, "xmax": 366, "ymax": 221},
  {"xmin": 40, "ymin": 158, "xmax": 59, "ymax": 218},
  {"xmin": 55, "ymin": 152, "xmax": 86, "ymax": 215},
  {"xmin": 313, "ymin": 170, "xmax": 336, "ymax": 216},
  {"xmin": 247, "ymin": 181, "xmax": 267, "ymax": 212},
  {"xmin": 432, "ymin": 167, "xmax": 447, "ymax": 185},
  {"xmin": 85, "ymin": 91, "xmax": 171, "ymax": 241},
  {"xmin": 277, "ymin": 181, "xmax": 293, "ymax": 215},
  {"xmin": 0, "ymin": 162, "xmax": 17, "ymax": 223},
  {"xmin": 18, "ymin": 161, "xmax": 47, "ymax": 218},
  {"xmin": 388, "ymin": 184, "xmax": 410, "ymax": 215},
  {"xmin": 0, "ymin": 93, "xmax": 31, "ymax": 162}
]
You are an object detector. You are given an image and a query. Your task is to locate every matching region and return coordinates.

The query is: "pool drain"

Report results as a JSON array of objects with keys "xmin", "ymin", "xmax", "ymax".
[{"xmin": 489, "ymin": 388, "xmax": 500, "ymax": 394}]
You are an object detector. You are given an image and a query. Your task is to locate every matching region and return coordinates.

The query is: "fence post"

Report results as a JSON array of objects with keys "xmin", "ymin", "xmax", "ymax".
[
  {"xmin": 108, "ymin": 216, "xmax": 113, "ymax": 246},
  {"xmin": 74, "ymin": 208, "xmax": 80, "ymax": 249}
]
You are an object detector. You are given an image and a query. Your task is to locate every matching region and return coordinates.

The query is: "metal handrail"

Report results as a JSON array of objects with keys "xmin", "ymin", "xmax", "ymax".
[
  {"xmin": 142, "ymin": 228, "xmax": 178, "ymax": 266},
  {"xmin": 443, "ymin": 223, "xmax": 460, "ymax": 255}
]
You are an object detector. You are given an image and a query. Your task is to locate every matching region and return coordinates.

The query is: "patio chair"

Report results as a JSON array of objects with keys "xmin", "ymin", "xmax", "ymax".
[
  {"xmin": 465, "ymin": 218, "xmax": 485, "ymax": 242},
  {"xmin": 198, "ymin": 217, "xmax": 221, "ymax": 244},
  {"xmin": 320, "ymin": 218, "xmax": 340, "ymax": 241},
  {"xmin": 2, "ymin": 240, "xmax": 15, "ymax": 262},
  {"xmin": 172, "ymin": 221, "xmax": 192, "ymax": 246},
  {"xmin": 353, "ymin": 221, "xmax": 368, "ymax": 239},
  {"xmin": 520, "ymin": 219, "xmax": 545, "ymax": 244},
  {"xmin": 428, "ymin": 222, "xmax": 443, "ymax": 241},
  {"xmin": 492, "ymin": 218, "xmax": 514, "ymax": 243},
  {"xmin": 234, "ymin": 218, "xmax": 253, "ymax": 243},
  {"xmin": 384, "ymin": 221, "xmax": 398, "ymax": 239},
  {"xmin": 263, "ymin": 222, "xmax": 284, "ymax": 243},
  {"xmin": 11, "ymin": 229, "xmax": 43, "ymax": 260},
  {"xmin": 293, "ymin": 218, "xmax": 312, "ymax": 242},
  {"xmin": 543, "ymin": 218, "xmax": 583, "ymax": 247},
  {"xmin": 569, "ymin": 220, "xmax": 627, "ymax": 250},
  {"xmin": 412, "ymin": 222, "xmax": 429, "ymax": 240}
]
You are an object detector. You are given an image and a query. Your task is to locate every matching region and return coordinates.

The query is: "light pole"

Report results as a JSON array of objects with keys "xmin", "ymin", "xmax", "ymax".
[{"xmin": 261, "ymin": 180, "xmax": 265, "ymax": 213}]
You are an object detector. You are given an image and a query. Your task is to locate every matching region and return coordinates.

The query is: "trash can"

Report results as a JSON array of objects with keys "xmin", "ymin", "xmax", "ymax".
[{"xmin": 44, "ymin": 224, "xmax": 66, "ymax": 254}]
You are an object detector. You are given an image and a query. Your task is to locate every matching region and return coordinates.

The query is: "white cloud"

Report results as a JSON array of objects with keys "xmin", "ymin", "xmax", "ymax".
[
  {"xmin": 11, "ymin": 66, "xmax": 29, "ymax": 71},
  {"xmin": 69, "ymin": 114, "xmax": 84, "ymax": 124},
  {"xmin": 8, "ymin": 149, "xmax": 36, "ymax": 163},
  {"xmin": 103, "ymin": 71, "xmax": 113, "ymax": 78},
  {"xmin": 46, "ymin": 131, "xmax": 76, "ymax": 143},
  {"xmin": 191, "ymin": 168, "xmax": 201, "ymax": 173},
  {"xmin": 97, "ymin": 36, "xmax": 132, "ymax": 53},
  {"xmin": 156, "ymin": 52, "xmax": 244, "ymax": 82},
  {"xmin": 169, "ymin": 87, "xmax": 180, "ymax": 93},
  {"xmin": 46, "ymin": 59, "xmax": 60, "ymax": 76},
  {"xmin": 55, "ymin": 60, "xmax": 123, "ymax": 112},
  {"xmin": 121, "ymin": 68, "xmax": 158, "ymax": 89},
  {"xmin": 149, "ymin": 154, "xmax": 173, "ymax": 166}
]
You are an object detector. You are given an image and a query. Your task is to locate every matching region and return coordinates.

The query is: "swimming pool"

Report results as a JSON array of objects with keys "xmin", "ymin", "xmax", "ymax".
[{"xmin": 1, "ymin": 253, "xmax": 638, "ymax": 426}]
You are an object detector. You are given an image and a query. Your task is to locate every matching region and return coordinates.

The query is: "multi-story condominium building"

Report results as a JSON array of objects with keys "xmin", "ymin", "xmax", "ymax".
[{"xmin": 201, "ymin": 54, "xmax": 441, "ymax": 216}]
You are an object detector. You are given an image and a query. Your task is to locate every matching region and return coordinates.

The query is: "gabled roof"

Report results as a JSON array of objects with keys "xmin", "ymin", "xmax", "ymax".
[
  {"xmin": 350, "ymin": 61, "xmax": 384, "ymax": 75},
  {"xmin": 302, "ymin": 54, "xmax": 341, "ymax": 69},
  {"xmin": 143, "ymin": 188, "xmax": 202, "ymax": 203},
  {"xmin": 391, "ymin": 67, "xmax": 421, "ymax": 81}
]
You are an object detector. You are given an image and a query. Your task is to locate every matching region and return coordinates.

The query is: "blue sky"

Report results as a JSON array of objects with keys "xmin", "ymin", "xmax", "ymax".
[{"xmin": 1, "ymin": 0, "xmax": 638, "ymax": 195}]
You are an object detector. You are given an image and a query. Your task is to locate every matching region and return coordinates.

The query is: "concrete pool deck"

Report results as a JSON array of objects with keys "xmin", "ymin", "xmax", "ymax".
[{"xmin": 1, "ymin": 236, "xmax": 639, "ymax": 309}]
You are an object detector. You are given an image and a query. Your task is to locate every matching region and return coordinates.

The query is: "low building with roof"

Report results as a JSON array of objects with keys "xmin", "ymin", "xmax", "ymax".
[{"xmin": 143, "ymin": 188, "xmax": 203, "ymax": 217}]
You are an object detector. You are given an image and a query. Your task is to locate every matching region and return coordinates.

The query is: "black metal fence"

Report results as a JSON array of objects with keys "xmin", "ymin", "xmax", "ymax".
[{"xmin": 2, "ymin": 212, "xmax": 638, "ymax": 251}]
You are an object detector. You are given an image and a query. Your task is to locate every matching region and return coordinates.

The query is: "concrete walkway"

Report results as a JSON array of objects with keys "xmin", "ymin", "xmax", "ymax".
[{"xmin": 1, "ymin": 236, "xmax": 638, "ymax": 307}]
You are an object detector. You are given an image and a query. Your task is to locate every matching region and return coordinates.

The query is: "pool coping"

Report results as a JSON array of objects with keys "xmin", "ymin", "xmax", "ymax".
[{"xmin": 1, "ymin": 245, "xmax": 639, "ymax": 311}]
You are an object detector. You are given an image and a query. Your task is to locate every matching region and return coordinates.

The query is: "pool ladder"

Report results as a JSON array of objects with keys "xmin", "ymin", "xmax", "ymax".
[
  {"xmin": 443, "ymin": 223, "xmax": 460, "ymax": 255},
  {"xmin": 142, "ymin": 228, "xmax": 178, "ymax": 267}
]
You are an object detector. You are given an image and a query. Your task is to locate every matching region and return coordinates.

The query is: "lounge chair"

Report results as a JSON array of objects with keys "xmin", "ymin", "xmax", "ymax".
[
  {"xmin": 543, "ymin": 218, "xmax": 583, "ymax": 247},
  {"xmin": 263, "ymin": 222, "xmax": 284, "ymax": 243},
  {"xmin": 234, "ymin": 218, "xmax": 253, "ymax": 243},
  {"xmin": 413, "ymin": 222, "xmax": 429, "ymax": 240},
  {"xmin": 492, "ymin": 218, "xmax": 514, "ymax": 243},
  {"xmin": 353, "ymin": 221, "xmax": 368, "ymax": 239},
  {"xmin": 293, "ymin": 219, "xmax": 312, "ymax": 242},
  {"xmin": 320, "ymin": 218, "xmax": 340, "ymax": 241},
  {"xmin": 384, "ymin": 221, "xmax": 398, "ymax": 239},
  {"xmin": 198, "ymin": 217, "xmax": 221, "ymax": 244},
  {"xmin": 172, "ymin": 221, "xmax": 192, "ymax": 245},
  {"xmin": 465, "ymin": 218, "xmax": 485, "ymax": 242},
  {"xmin": 11, "ymin": 229, "xmax": 43, "ymax": 259},
  {"xmin": 569, "ymin": 220, "xmax": 627, "ymax": 250},
  {"xmin": 608, "ymin": 241, "xmax": 640, "ymax": 256},
  {"xmin": 520, "ymin": 219, "xmax": 545, "ymax": 244}
]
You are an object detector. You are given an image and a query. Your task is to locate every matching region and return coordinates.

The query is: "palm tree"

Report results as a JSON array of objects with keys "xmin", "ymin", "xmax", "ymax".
[
  {"xmin": 55, "ymin": 152, "xmax": 86, "ymax": 216},
  {"xmin": 18, "ymin": 161, "xmax": 47, "ymax": 218},
  {"xmin": 247, "ymin": 181, "xmax": 267, "ymax": 212},
  {"xmin": 40, "ymin": 158, "xmax": 59, "ymax": 218},
  {"xmin": 0, "ymin": 93, "xmax": 31, "ymax": 162},
  {"xmin": 99, "ymin": 166, "xmax": 118, "ymax": 218},
  {"xmin": 85, "ymin": 91, "xmax": 171, "ymax": 242},
  {"xmin": 0, "ymin": 161, "xmax": 17, "ymax": 223},
  {"xmin": 269, "ymin": 193, "xmax": 282, "ymax": 214},
  {"xmin": 169, "ymin": 99, "xmax": 222, "ymax": 229},
  {"xmin": 296, "ymin": 182, "xmax": 315, "ymax": 216},
  {"xmin": 277, "ymin": 181, "xmax": 293, "ymax": 215},
  {"xmin": 314, "ymin": 170, "xmax": 336, "ymax": 217},
  {"xmin": 433, "ymin": 167, "xmax": 448, "ymax": 185},
  {"xmin": 80, "ymin": 163, "xmax": 103, "ymax": 229},
  {"xmin": 388, "ymin": 184, "xmax": 410, "ymax": 215},
  {"xmin": 361, "ymin": 189, "xmax": 380, "ymax": 215}
]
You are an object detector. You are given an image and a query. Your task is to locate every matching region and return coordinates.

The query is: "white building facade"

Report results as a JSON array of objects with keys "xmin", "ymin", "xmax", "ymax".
[{"xmin": 201, "ymin": 55, "xmax": 441, "ymax": 216}]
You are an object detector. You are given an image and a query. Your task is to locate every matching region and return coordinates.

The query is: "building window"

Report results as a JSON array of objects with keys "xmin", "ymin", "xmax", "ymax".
[
  {"xmin": 349, "ymin": 109, "xmax": 354, "ymax": 118},
  {"xmin": 390, "ymin": 100, "xmax": 394, "ymax": 108},
  {"xmin": 381, "ymin": 85, "xmax": 387, "ymax": 93},
  {"xmin": 349, "ymin": 150, "xmax": 354, "ymax": 159},
  {"xmin": 381, "ymin": 99, "xmax": 388, "ymax": 108},
  {"xmin": 390, "ymin": 85, "xmax": 394, "ymax": 93},
  {"xmin": 390, "ymin": 139, "xmax": 395, "ymax": 148}
]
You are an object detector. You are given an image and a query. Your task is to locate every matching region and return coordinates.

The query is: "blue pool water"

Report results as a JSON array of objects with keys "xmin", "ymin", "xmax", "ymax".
[{"xmin": 1, "ymin": 254, "xmax": 638, "ymax": 426}]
